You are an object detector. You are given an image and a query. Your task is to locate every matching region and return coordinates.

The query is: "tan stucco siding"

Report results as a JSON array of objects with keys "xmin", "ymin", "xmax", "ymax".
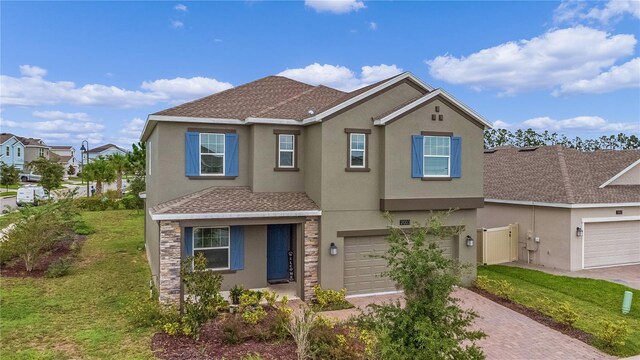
[
  {"xmin": 304, "ymin": 124, "xmax": 322, "ymax": 207},
  {"xmin": 251, "ymin": 125, "xmax": 305, "ymax": 192},
  {"xmin": 383, "ymin": 98, "xmax": 484, "ymax": 199},
  {"xmin": 609, "ymin": 164, "xmax": 640, "ymax": 186},
  {"xmin": 23, "ymin": 147, "xmax": 50, "ymax": 165}
]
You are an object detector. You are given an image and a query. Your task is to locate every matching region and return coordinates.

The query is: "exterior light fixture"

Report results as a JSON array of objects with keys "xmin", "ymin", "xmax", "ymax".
[
  {"xmin": 329, "ymin": 242, "xmax": 338, "ymax": 256},
  {"xmin": 465, "ymin": 235, "xmax": 474, "ymax": 247},
  {"xmin": 576, "ymin": 227, "xmax": 583, "ymax": 237}
]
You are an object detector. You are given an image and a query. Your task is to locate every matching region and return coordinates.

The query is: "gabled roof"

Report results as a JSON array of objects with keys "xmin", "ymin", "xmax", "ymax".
[
  {"xmin": 150, "ymin": 186, "xmax": 321, "ymax": 220},
  {"xmin": 16, "ymin": 136, "xmax": 48, "ymax": 147},
  {"xmin": 141, "ymin": 72, "xmax": 445, "ymax": 141},
  {"xmin": 600, "ymin": 159, "xmax": 640, "ymax": 188},
  {"xmin": 484, "ymin": 146, "xmax": 640, "ymax": 205},
  {"xmin": 50, "ymin": 145, "xmax": 74, "ymax": 150},
  {"xmin": 0, "ymin": 133, "xmax": 22, "ymax": 145},
  {"xmin": 87, "ymin": 144, "xmax": 128, "ymax": 154}
]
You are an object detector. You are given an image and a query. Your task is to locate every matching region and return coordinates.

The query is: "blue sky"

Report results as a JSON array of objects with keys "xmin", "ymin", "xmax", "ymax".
[{"xmin": 1, "ymin": 0, "xmax": 639, "ymax": 151}]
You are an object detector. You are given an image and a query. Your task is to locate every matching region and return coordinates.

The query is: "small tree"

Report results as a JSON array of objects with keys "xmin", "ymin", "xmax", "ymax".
[
  {"xmin": 67, "ymin": 164, "xmax": 76, "ymax": 176},
  {"xmin": 0, "ymin": 164, "xmax": 20, "ymax": 190},
  {"xmin": 108, "ymin": 153, "xmax": 128, "ymax": 197},
  {"xmin": 358, "ymin": 211, "xmax": 486, "ymax": 359},
  {"xmin": 82, "ymin": 157, "xmax": 115, "ymax": 195},
  {"xmin": 27, "ymin": 157, "xmax": 65, "ymax": 192}
]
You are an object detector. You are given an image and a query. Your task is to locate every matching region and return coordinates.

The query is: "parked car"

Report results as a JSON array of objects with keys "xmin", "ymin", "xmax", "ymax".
[
  {"xmin": 19, "ymin": 172, "xmax": 42, "ymax": 182},
  {"xmin": 16, "ymin": 185, "xmax": 48, "ymax": 206}
]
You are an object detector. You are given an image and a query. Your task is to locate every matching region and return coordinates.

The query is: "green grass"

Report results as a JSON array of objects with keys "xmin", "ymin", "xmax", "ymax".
[
  {"xmin": 0, "ymin": 210, "xmax": 154, "ymax": 359},
  {"xmin": 478, "ymin": 265, "xmax": 640, "ymax": 357},
  {"xmin": 1, "ymin": 191, "xmax": 17, "ymax": 198},
  {"xmin": 2, "ymin": 184, "xmax": 20, "ymax": 190}
]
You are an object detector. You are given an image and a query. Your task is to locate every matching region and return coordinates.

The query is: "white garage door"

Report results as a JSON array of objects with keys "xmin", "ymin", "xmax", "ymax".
[
  {"xmin": 344, "ymin": 235, "xmax": 455, "ymax": 295},
  {"xmin": 584, "ymin": 221, "xmax": 640, "ymax": 268}
]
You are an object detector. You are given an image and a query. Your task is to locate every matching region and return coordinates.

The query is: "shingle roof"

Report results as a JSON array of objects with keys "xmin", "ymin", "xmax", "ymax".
[
  {"xmin": 152, "ymin": 74, "xmax": 406, "ymax": 120},
  {"xmin": 150, "ymin": 186, "xmax": 320, "ymax": 216},
  {"xmin": 50, "ymin": 145, "xmax": 73, "ymax": 150},
  {"xmin": 0, "ymin": 133, "xmax": 18, "ymax": 144},
  {"xmin": 484, "ymin": 146, "xmax": 640, "ymax": 204},
  {"xmin": 87, "ymin": 144, "xmax": 127, "ymax": 153},
  {"xmin": 16, "ymin": 136, "xmax": 47, "ymax": 147}
]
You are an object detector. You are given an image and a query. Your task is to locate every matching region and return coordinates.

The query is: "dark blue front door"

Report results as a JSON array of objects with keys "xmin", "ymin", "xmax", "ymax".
[{"xmin": 267, "ymin": 224, "xmax": 291, "ymax": 281}]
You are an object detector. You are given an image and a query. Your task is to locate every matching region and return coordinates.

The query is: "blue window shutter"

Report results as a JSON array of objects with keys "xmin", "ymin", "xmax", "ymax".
[
  {"xmin": 183, "ymin": 227, "xmax": 193, "ymax": 259},
  {"xmin": 230, "ymin": 226, "xmax": 244, "ymax": 270},
  {"xmin": 225, "ymin": 133, "xmax": 239, "ymax": 177},
  {"xmin": 185, "ymin": 132, "xmax": 200, "ymax": 177},
  {"xmin": 411, "ymin": 135, "xmax": 424, "ymax": 178},
  {"xmin": 451, "ymin": 136, "xmax": 462, "ymax": 178}
]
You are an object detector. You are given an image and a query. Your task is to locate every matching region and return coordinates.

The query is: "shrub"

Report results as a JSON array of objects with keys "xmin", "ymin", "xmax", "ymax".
[
  {"xmin": 222, "ymin": 315, "xmax": 246, "ymax": 344},
  {"xmin": 553, "ymin": 301, "xmax": 579, "ymax": 326},
  {"xmin": 312, "ymin": 285, "xmax": 353, "ymax": 311},
  {"xmin": 45, "ymin": 258, "xmax": 72, "ymax": 278},
  {"xmin": 597, "ymin": 320, "xmax": 630, "ymax": 348},
  {"xmin": 288, "ymin": 307, "xmax": 317, "ymax": 360},
  {"xmin": 242, "ymin": 306, "xmax": 267, "ymax": 325},
  {"xmin": 230, "ymin": 284, "xmax": 245, "ymax": 305},
  {"xmin": 74, "ymin": 219, "xmax": 95, "ymax": 235},
  {"xmin": 239, "ymin": 290, "xmax": 264, "ymax": 309},
  {"xmin": 474, "ymin": 275, "xmax": 514, "ymax": 300},
  {"xmin": 308, "ymin": 319, "xmax": 366, "ymax": 360},
  {"xmin": 121, "ymin": 194, "xmax": 143, "ymax": 210},
  {"xmin": 163, "ymin": 322, "xmax": 181, "ymax": 336},
  {"xmin": 125, "ymin": 292, "xmax": 180, "ymax": 330},
  {"xmin": 263, "ymin": 290, "xmax": 278, "ymax": 307},
  {"xmin": 74, "ymin": 197, "xmax": 119, "ymax": 211}
]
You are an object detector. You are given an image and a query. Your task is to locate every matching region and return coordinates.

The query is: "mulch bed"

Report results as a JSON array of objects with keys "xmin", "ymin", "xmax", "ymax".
[
  {"xmin": 151, "ymin": 316, "xmax": 297, "ymax": 360},
  {"xmin": 0, "ymin": 235, "xmax": 86, "ymax": 277},
  {"xmin": 470, "ymin": 287, "xmax": 593, "ymax": 346}
]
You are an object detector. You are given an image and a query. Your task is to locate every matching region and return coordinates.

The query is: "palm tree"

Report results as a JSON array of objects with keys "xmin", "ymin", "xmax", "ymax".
[
  {"xmin": 108, "ymin": 153, "xmax": 128, "ymax": 196},
  {"xmin": 82, "ymin": 157, "xmax": 115, "ymax": 195}
]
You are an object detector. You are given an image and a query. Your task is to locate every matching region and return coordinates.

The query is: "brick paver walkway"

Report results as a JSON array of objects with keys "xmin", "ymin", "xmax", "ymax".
[{"xmin": 300, "ymin": 288, "xmax": 614, "ymax": 360}]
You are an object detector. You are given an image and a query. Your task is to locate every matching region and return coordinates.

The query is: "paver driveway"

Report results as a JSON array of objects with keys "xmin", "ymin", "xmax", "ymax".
[{"xmin": 311, "ymin": 288, "xmax": 613, "ymax": 360}]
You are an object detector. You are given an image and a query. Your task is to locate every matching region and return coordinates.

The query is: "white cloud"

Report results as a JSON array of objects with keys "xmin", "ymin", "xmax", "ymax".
[
  {"xmin": 141, "ymin": 77, "xmax": 233, "ymax": 99},
  {"xmin": 1, "ymin": 65, "xmax": 234, "ymax": 108},
  {"xmin": 19, "ymin": 65, "xmax": 47, "ymax": 78},
  {"xmin": 1, "ymin": 118, "xmax": 104, "ymax": 133},
  {"xmin": 368, "ymin": 22, "xmax": 377, "ymax": 30},
  {"xmin": 492, "ymin": 120, "xmax": 512, "ymax": 129},
  {"xmin": 175, "ymin": 3, "xmax": 187, "ymax": 12},
  {"xmin": 305, "ymin": 0, "xmax": 365, "ymax": 14},
  {"xmin": 32, "ymin": 110, "xmax": 90, "ymax": 121},
  {"xmin": 554, "ymin": 57, "xmax": 640, "ymax": 95},
  {"xmin": 278, "ymin": 63, "xmax": 402, "ymax": 91},
  {"xmin": 555, "ymin": 0, "xmax": 640, "ymax": 24},
  {"xmin": 117, "ymin": 117, "xmax": 146, "ymax": 145},
  {"xmin": 522, "ymin": 115, "xmax": 639, "ymax": 132},
  {"xmin": 426, "ymin": 26, "xmax": 636, "ymax": 95},
  {"xmin": 171, "ymin": 20, "xmax": 184, "ymax": 29}
]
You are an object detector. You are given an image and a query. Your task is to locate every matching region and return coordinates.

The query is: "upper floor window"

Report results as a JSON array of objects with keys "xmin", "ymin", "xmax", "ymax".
[
  {"xmin": 17, "ymin": 148, "xmax": 21, "ymax": 157},
  {"xmin": 39, "ymin": 148, "xmax": 46, "ymax": 157},
  {"xmin": 423, "ymin": 136, "xmax": 450, "ymax": 177},
  {"xmin": 5, "ymin": 146, "xmax": 9, "ymax": 156},
  {"xmin": 278, "ymin": 134, "xmax": 294, "ymax": 168},
  {"xmin": 349, "ymin": 133, "xmax": 366, "ymax": 168},
  {"xmin": 200, "ymin": 133, "xmax": 225, "ymax": 175},
  {"xmin": 193, "ymin": 227, "xmax": 230, "ymax": 270}
]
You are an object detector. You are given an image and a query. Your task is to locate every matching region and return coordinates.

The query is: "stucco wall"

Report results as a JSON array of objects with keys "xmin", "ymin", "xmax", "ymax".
[
  {"xmin": 251, "ymin": 125, "xmax": 305, "ymax": 192},
  {"xmin": 304, "ymin": 124, "xmax": 322, "ymax": 207},
  {"xmin": 24, "ymin": 146, "xmax": 49, "ymax": 164}
]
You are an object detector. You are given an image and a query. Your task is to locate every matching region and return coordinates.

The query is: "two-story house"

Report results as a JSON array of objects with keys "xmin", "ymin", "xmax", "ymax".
[
  {"xmin": 0, "ymin": 133, "xmax": 26, "ymax": 170},
  {"xmin": 50, "ymin": 145, "xmax": 78, "ymax": 175},
  {"xmin": 17, "ymin": 136, "xmax": 51, "ymax": 164},
  {"xmin": 141, "ymin": 72, "xmax": 491, "ymax": 305},
  {"xmin": 86, "ymin": 144, "xmax": 128, "ymax": 161}
]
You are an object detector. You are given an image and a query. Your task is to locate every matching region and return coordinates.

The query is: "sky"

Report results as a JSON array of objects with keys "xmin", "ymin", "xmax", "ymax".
[{"xmin": 1, "ymin": 0, "xmax": 639, "ymax": 153}]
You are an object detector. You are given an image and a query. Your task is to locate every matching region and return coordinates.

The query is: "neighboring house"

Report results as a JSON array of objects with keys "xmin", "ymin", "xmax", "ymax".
[
  {"xmin": 0, "ymin": 133, "xmax": 26, "ymax": 170},
  {"xmin": 85, "ymin": 144, "xmax": 128, "ymax": 161},
  {"xmin": 17, "ymin": 136, "xmax": 51, "ymax": 164},
  {"xmin": 141, "ymin": 72, "xmax": 491, "ymax": 305},
  {"xmin": 50, "ymin": 145, "xmax": 78, "ymax": 175},
  {"xmin": 478, "ymin": 146, "xmax": 639, "ymax": 271}
]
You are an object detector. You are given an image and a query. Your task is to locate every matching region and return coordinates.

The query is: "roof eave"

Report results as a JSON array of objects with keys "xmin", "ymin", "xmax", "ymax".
[
  {"xmin": 149, "ymin": 209, "xmax": 322, "ymax": 221},
  {"xmin": 485, "ymin": 198, "xmax": 640, "ymax": 209}
]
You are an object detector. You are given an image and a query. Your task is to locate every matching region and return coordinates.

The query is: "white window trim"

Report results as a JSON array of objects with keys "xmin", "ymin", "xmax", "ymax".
[
  {"xmin": 349, "ymin": 133, "xmax": 366, "ymax": 168},
  {"xmin": 192, "ymin": 226, "xmax": 231, "ymax": 271},
  {"xmin": 199, "ymin": 133, "xmax": 225, "ymax": 176},
  {"xmin": 423, "ymin": 136, "xmax": 451, "ymax": 177},
  {"xmin": 278, "ymin": 134, "xmax": 295, "ymax": 168},
  {"xmin": 147, "ymin": 141, "xmax": 151, "ymax": 176}
]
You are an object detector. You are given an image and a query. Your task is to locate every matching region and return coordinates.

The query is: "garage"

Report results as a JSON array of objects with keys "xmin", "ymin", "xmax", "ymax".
[
  {"xmin": 583, "ymin": 220, "xmax": 640, "ymax": 268},
  {"xmin": 343, "ymin": 235, "xmax": 455, "ymax": 295}
]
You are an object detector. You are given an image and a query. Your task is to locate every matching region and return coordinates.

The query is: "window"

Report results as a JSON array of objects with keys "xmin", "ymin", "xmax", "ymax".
[
  {"xmin": 423, "ymin": 136, "xmax": 450, "ymax": 177},
  {"xmin": 349, "ymin": 133, "xmax": 366, "ymax": 168},
  {"xmin": 193, "ymin": 227, "xmax": 230, "ymax": 270},
  {"xmin": 5, "ymin": 147, "xmax": 9, "ymax": 156},
  {"xmin": 278, "ymin": 134, "xmax": 294, "ymax": 168},
  {"xmin": 17, "ymin": 148, "xmax": 21, "ymax": 157},
  {"xmin": 200, "ymin": 133, "xmax": 225, "ymax": 175}
]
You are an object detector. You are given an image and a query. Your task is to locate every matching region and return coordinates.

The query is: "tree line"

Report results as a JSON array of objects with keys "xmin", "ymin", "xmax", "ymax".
[{"xmin": 484, "ymin": 129, "xmax": 640, "ymax": 151}]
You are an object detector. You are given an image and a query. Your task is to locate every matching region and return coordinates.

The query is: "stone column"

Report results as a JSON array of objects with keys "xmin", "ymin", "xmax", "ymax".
[
  {"xmin": 159, "ymin": 220, "xmax": 181, "ymax": 306},
  {"xmin": 303, "ymin": 216, "xmax": 320, "ymax": 301}
]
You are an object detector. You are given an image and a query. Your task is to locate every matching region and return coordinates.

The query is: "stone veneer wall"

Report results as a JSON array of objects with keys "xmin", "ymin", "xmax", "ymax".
[
  {"xmin": 303, "ymin": 216, "xmax": 320, "ymax": 301},
  {"xmin": 159, "ymin": 220, "xmax": 181, "ymax": 305}
]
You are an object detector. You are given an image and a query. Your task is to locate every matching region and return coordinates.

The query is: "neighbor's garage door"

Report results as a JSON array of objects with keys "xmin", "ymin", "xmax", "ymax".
[
  {"xmin": 344, "ymin": 235, "xmax": 455, "ymax": 296},
  {"xmin": 584, "ymin": 221, "xmax": 640, "ymax": 268}
]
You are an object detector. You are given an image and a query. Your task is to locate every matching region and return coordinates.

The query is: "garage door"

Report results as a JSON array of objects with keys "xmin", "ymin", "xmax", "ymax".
[
  {"xmin": 344, "ymin": 235, "xmax": 455, "ymax": 296},
  {"xmin": 584, "ymin": 221, "xmax": 640, "ymax": 268}
]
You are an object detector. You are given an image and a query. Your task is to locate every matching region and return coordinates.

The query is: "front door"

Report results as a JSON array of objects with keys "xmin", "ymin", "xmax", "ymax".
[{"xmin": 267, "ymin": 224, "xmax": 291, "ymax": 282}]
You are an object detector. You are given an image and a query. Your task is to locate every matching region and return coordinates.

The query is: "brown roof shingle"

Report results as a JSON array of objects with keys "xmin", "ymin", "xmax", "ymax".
[
  {"xmin": 151, "ymin": 186, "xmax": 320, "ymax": 216},
  {"xmin": 484, "ymin": 146, "xmax": 640, "ymax": 204}
]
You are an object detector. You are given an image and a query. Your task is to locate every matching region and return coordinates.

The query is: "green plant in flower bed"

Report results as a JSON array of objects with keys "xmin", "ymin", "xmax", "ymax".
[
  {"xmin": 45, "ymin": 258, "xmax": 73, "ymax": 278},
  {"xmin": 597, "ymin": 320, "xmax": 631, "ymax": 349},
  {"xmin": 222, "ymin": 297, "xmax": 293, "ymax": 345},
  {"xmin": 308, "ymin": 316, "xmax": 371, "ymax": 360},
  {"xmin": 312, "ymin": 285, "xmax": 354, "ymax": 311}
]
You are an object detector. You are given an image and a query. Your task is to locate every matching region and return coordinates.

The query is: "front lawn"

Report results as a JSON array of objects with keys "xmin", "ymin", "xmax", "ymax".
[
  {"xmin": 0, "ymin": 210, "xmax": 154, "ymax": 359},
  {"xmin": 478, "ymin": 265, "xmax": 640, "ymax": 357},
  {"xmin": 1, "ymin": 191, "xmax": 17, "ymax": 198}
]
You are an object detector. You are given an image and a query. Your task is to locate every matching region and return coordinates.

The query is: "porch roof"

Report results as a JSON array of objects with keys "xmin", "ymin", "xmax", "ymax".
[{"xmin": 149, "ymin": 186, "xmax": 321, "ymax": 221}]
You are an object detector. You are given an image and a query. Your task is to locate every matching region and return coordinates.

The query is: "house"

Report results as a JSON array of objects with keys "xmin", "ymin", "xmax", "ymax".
[
  {"xmin": 16, "ymin": 136, "xmax": 51, "ymax": 164},
  {"xmin": 50, "ymin": 145, "xmax": 78, "ymax": 175},
  {"xmin": 478, "ymin": 146, "xmax": 640, "ymax": 271},
  {"xmin": 0, "ymin": 133, "xmax": 26, "ymax": 170},
  {"xmin": 141, "ymin": 72, "xmax": 491, "ymax": 305},
  {"xmin": 85, "ymin": 144, "xmax": 128, "ymax": 161}
]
